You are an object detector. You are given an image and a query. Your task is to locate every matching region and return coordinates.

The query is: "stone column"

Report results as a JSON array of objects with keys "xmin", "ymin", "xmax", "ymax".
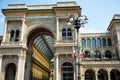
[
  {"xmin": 17, "ymin": 53, "xmax": 26, "ymax": 80},
  {"xmin": 81, "ymin": 75, "xmax": 84, "ymax": 80},
  {"xmin": 108, "ymin": 71, "xmax": 111, "ymax": 80},
  {"xmin": 85, "ymin": 38, "xmax": 87, "ymax": 47},
  {"xmin": 55, "ymin": 54, "xmax": 59, "ymax": 80},
  {"xmin": 106, "ymin": 38, "xmax": 108, "ymax": 48},
  {"xmin": 3, "ymin": 20, "xmax": 7, "ymax": 42},
  {"xmin": 101, "ymin": 37, "xmax": 103, "ymax": 46},
  {"xmin": 56, "ymin": 17, "xmax": 59, "ymax": 41},
  {"xmin": 95, "ymin": 70, "xmax": 98, "ymax": 80},
  {"xmin": 0, "ymin": 55, "xmax": 3, "ymax": 80},
  {"xmin": 108, "ymin": 75, "xmax": 111, "ymax": 80}
]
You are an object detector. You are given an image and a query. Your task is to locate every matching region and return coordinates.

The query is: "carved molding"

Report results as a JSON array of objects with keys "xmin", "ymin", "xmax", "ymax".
[
  {"xmin": 0, "ymin": 48, "xmax": 21, "ymax": 54},
  {"xmin": 55, "ymin": 46, "xmax": 72, "ymax": 53}
]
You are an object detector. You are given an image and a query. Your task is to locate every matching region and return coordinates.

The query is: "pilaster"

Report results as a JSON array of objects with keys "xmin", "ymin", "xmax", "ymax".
[
  {"xmin": 20, "ymin": 19, "xmax": 25, "ymax": 42},
  {"xmin": 55, "ymin": 54, "xmax": 59, "ymax": 80},
  {"xmin": 3, "ymin": 20, "xmax": 7, "ymax": 42},
  {"xmin": 56, "ymin": 17, "xmax": 59, "ymax": 42},
  {"xmin": 0, "ymin": 55, "xmax": 3, "ymax": 80},
  {"xmin": 17, "ymin": 53, "xmax": 26, "ymax": 80}
]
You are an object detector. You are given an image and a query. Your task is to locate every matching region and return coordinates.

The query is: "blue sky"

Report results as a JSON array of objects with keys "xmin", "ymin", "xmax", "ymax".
[{"xmin": 0, "ymin": 0, "xmax": 120, "ymax": 35}]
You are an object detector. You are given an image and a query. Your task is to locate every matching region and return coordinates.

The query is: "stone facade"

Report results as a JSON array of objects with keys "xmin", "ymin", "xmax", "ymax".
[{"xmin": 0, "ymin": 1, "xmax": 120, "ymax": 80}]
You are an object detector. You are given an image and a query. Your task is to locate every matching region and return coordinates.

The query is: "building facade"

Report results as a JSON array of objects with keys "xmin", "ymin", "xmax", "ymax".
[{"xmin": 0, "ymin": 1, "xmax": 120, "ymax": 80}]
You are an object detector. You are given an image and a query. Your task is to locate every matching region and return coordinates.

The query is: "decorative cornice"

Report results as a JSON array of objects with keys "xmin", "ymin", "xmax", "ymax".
[
  {"xmin": 2, "ymin": 5, "xmax": 81, "ymax": 17},
  {"xmin": 107, "ymin": 14, "xmax": 120, "ymax": 31}
]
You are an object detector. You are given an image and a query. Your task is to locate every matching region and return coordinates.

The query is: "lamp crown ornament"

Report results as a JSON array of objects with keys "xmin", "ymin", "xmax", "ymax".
[{"xmin": 68, "ymin": 14, "xmax": 88, "ymax": 29}]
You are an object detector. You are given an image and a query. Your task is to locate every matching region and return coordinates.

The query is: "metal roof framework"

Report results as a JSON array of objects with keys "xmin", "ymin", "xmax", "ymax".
[{"xmin": 33, "ymin": 35, "xmax": 54, "ymax": 60}]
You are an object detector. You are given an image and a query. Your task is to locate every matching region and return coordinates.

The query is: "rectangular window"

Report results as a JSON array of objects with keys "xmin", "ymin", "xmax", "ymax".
[
  {"xmin": 10, "ymin": 30, "xmax": 14, "ymax": 42},
  {"xmin": 15, "ymin": 30, "xmax": 19, "ymax": 42}
]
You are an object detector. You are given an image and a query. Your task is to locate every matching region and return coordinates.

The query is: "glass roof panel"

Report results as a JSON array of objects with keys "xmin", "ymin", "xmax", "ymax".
[{"xmin": 33, "ymin": 35, "xmax": 54, "ymax": 60}]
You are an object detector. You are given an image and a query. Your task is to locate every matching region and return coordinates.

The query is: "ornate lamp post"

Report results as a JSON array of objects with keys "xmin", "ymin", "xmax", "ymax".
[{"xmin": 68, "ymin": 14, "xmax": 88, "ymax": 80}]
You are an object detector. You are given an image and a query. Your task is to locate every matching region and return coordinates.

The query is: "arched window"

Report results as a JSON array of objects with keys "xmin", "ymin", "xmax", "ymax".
[
  {"xmin": 85, "ymin": 51, "xmax": 90, "ymax": 58},
  {"xmin": 105, "ymin": 50, "xmax": 112, "ymax": 59},
  {"xmin": 5, "ymin": 63, "xmax": 16, "ymax": 80},
  {"xmin": 97, "ymin": 38, "xmax": 101, "ymax": 47},
  {"xmin": 85, "ymin": 69, "xmax": 95, "ymax": 80},
  {"xmin": 94, "ymin": 51, "xmax": 101, "ymax": 59},
  {"xmin": 92, "ymin": 38, "xmax": 96, "ymax": 47},
  {"xmin": 61, "ymin": 62, "xmax": 74, "ymax": 80},
  {"xmin": 107, "ymin": 38, "xmax": 112, "ymax": 46},
  {"xmin": 98, "ymin": 69, "xmax": 108, "ymax": 80},
  {"xmin": 87, "ymin": 38, "xmax": 91, "ymax": 47},
  {"xmin": 102, "ymin": 38, "xmax": 106, "ymax": 46},
  {"xmin": 10, "ymin": 30, "xmax": 14, "ymax": 42},
  {"xmin": 110, "ymin": 69, "xmax": 120, "ymax": 80},
  {"xmin": 82, "ymin": 39, "xmax": 86, "ymax": 47},
  {"xmin": 62, "ymin": 29, "xmax": 67, "ymax": 40},
  {"xmin": 67, "ymin": 28, "xmax": 72, "ymax": 40}
]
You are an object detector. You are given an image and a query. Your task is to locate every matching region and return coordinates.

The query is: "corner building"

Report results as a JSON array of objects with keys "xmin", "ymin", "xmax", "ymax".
[{"xmin": 0, "ymin": 1, "xmax": 120, "ymax": 80}]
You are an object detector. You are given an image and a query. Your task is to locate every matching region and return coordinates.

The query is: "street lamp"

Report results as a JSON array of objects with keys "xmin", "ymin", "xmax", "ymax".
[{"xmin": 68, "ymin": 14, "xmax": 88, "ymax": 80}]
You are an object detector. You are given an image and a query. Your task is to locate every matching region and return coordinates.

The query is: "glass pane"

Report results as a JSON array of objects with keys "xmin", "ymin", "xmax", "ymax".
[
  {"xmin": 97, "ymin": 38, "xmax": 101, "ymax": 47},
  {"xmin": 62, "ymin": 29, "xmax": 67, "ymax": 40},
  {"xmin": 82, "ymin": 39, "xmax": 86, "ymax": 47},
  {"xmin": 92, "ymin": 38, "xmax": 96, "ymax": 47},
  {"xmin": 10, "ymin": 30, "xmax": 14, "ymax": 42},
  {"xmin": 85, "ymin": 51, "xmax": 90, "ymax": 58},
  {"xmin": 102, "ymin": 38, "xmax": 106, "ymax": 46},
  {"xmin": 107, "ymin": 38, "xmax": 112, "ymax": 46},
  {"xmin": 87, "ymin": 39, "xmax": 91, "ymax": 47},
  {"xmin": 67, "ymin": 28, "xmax": 72, "ymax": 40},
  {"xmin": 94, "ymin": 51, "xmax": 101, "ymax": 58}
]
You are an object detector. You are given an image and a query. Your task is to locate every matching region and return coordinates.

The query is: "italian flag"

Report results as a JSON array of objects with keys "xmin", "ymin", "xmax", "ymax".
[
  {"xmin": 79, "ymin": 47, "xmax": 85, "ymax": 57},
  {"xmin": 72, "ymin": 47, "xmax": 77, "ymax": 58}
]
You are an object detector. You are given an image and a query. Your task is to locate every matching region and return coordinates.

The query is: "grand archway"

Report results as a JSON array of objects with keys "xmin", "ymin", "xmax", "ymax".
[{"xmin": 25, "ymin": 26, "xmax": 55, "ymax": 80}]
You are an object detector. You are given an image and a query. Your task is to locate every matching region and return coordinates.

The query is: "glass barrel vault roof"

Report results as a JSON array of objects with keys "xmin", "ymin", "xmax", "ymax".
[{"xmin": 33, "ymin": 35, "xmax": 54, "ymax": 60}]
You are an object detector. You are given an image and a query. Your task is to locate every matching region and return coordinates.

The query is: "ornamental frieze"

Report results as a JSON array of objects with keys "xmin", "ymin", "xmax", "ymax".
[
  {"xmin": 81, "ymin": 63, "xmax": 120, "ymax": 68},
  {"xmin": 0, "ymin": 48, "xmax": 21, "ymax": 54},
  {"xmin": 55, "ymin": 47, "xmax": 72, "ymax": 53}
]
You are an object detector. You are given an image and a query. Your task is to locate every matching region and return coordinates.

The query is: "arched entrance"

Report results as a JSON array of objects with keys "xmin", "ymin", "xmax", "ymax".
[
  {"xmin": 85, "ymin": 69, "xmax": 95, "ymax": 80},
  {"xmin": 5, "ymin": 63, "xmax": 16, "ymax": 80},
  {"xmin": 25, "ymin": 26, "xmax": 55, "ymax": 80},
  {"xmin": 98, "ymin": 69, "xmax": 108, "ymax": 80},
  {"xmin": 110, "ymin": 69, "xmax": 120, "ymax": 80},
  {"xmin": 61, "ymin": 62, "xmax": 74, "ymax": 80}
]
